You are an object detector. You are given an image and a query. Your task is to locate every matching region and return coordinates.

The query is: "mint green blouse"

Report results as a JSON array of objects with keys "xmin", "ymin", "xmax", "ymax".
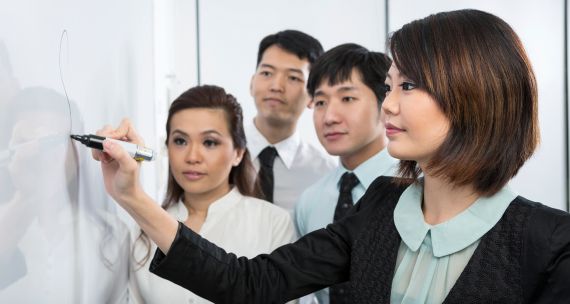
[{"xmin": 390, "ymin": 183, "xmax": 517, "ymax": 303}]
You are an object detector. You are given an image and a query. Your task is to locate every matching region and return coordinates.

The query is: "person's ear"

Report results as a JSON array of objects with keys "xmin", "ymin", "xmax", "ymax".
[
  {"xmin": 233, "ymin": 148, "xmax": 245, "ymax": 167},
  {"xmin": 249, "ymin": 74, "xmax": 255, "ymax": 97},
  {"xmin": 305, "ymin": 95, "xmax": 313, "ymax": 109}
]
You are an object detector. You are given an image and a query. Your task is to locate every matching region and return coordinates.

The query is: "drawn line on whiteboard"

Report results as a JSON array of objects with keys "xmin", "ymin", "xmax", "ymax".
[{"xmin": 59, "ymin": 29, "xmax": 73, "ymax": 133}]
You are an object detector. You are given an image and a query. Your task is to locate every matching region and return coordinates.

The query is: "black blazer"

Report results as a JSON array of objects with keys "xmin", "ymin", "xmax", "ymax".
[{"xmin": 150, "ymin": 177, "xmax": 570, "ymax": 303}]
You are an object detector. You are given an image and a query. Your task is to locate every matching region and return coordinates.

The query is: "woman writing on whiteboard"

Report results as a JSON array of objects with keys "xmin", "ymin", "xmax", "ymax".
[
  {"xmin": 124, "ymin": 85, "xmax": 296, "ymax": 304},
  {"xmin": 94, "ymin": 10, "xmax": 570, "ymax": 303}
]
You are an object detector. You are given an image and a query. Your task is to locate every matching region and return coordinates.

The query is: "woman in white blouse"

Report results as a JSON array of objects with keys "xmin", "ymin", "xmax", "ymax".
[{"xmin": 128, "ymin": 85, "xmax": 296, "ymax": 304}]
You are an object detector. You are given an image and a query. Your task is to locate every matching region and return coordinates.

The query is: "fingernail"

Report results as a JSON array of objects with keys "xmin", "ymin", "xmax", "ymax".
[{"xmin": 103, "ymin": 139, "xmax": 115, "ymax": 151}]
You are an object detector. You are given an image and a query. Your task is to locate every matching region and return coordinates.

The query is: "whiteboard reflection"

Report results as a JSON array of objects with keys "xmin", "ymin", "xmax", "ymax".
[{"xmin": 0, "ymin": 86, "xmax": 129, "ymax": 302}]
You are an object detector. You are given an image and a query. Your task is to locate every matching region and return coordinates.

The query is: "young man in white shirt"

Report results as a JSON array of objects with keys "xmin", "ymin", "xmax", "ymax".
[
  {"xmin": 246, "ymin": 30, "xmax": 337, "ymax": 213},
  {"xmin": 294, "ymin": 43, "xmax": 397, "ymax": 304}
]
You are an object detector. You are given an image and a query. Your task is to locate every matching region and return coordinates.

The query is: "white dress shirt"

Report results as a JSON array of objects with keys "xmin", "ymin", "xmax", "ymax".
[
  {"xmin": 245, "ymin": 120, "xmax": 337, "ymax": 214},
  {"xmin": 129, "ymin": 188, "xmax": 296, "ymax": 304}
]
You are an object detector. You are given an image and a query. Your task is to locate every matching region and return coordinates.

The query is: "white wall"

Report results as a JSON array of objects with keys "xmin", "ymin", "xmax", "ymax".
[
  {"xmin": 563, "ymin": 0, "xmax": 570, "ymax": 211},
  {"xmin": 153, "ymin": 0, "xmax": 198, "ymax": 199},
  {"xmin": 198, "ymin": 0, "xmax": 387, "ymax": 147},
  {"xmin": 389, "ymin": 0, "xmax": 566, "ymax": 210}
]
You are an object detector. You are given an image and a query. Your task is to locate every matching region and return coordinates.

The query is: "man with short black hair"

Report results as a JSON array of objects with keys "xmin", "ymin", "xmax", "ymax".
[
  {"xmin": 295, "ymin": 43, "xmax": 397, "ymax": 304},
  {"xmin": 246, "ymin": 30, "xmax": 336, "ymax": 213}
]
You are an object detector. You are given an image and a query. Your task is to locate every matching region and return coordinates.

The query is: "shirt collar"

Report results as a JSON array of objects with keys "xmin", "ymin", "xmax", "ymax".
[
  {"xmin": 394, "ymin": 182, "xmax": 517, "ymax": 257},
  {"xmin": 173, "ymin": 187, "xmax": 243, "ymax": 221},
  {"xmin": 334, "ymin": 166, "xmax": 349, "ymax": 190},
  {"xmin": 245, "ymin": 118, "xmax": 301, "ymax": 169},
  {"xmin": 336, "ymin": 148, "xmax": 399, "ymax": 190},
  {"xmin": 350, "ymin": 148, "xmax": 399, "ymax": 189}
]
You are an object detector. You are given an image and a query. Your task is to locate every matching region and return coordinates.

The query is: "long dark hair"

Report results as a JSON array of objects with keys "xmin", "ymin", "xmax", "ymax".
[{"xmin": 134, "ymin": 85, "xmax": 260, "ymax": 267}]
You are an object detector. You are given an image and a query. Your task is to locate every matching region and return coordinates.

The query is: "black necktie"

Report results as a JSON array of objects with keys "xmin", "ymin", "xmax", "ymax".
[
  {"xmin": 330, "ymin": 172, "xmax": 359, "ymax": 303},
  {"xmin": 257, "ymin": 146, "xmax": 278, "ymax": 203},
  {"xmin": 333, "ymin": 172, "xmax": 359, "ymax": 222}
]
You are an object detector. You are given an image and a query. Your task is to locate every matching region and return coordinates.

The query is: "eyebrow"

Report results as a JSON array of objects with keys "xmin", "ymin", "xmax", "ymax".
[
  {"xmin": 171, "ymin": 129, "xmax": 188, "ymax": 137},
  {"xmin": 171, "ymin": 129, "xmax": 223, "ymax": 137},
  {"xmin": 337, "ymin": 86, "xmax": 357, "ymax": 92},
  {"xmin": 314, "ymin": 85, "xmax": 358, "ymax": 97},
  {"xmin": 259, "ymin": 63, "xmax": 304, "ymax": 75},
  {"xmin": 202, "ymin": 130, "xmax": 223, "ymax": 136}
]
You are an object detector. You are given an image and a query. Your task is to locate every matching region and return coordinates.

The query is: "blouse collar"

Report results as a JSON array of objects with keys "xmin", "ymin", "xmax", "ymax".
[
  {"xmin": 394, "ymin": 182, "xmax": 516, "ymax": 257},
  {"xmin": 171, "ymin": 187, "xmax": 243, "ymax": 221}
]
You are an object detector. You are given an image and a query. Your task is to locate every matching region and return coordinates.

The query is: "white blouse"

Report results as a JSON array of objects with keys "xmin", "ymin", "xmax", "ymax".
[{"xmin": 129, "ymin": 188, "xmax": 296, "ymax": 304}]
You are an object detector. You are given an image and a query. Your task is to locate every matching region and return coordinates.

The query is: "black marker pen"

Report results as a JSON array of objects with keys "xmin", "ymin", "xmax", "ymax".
[{"xmin": 70, "ymin": 134, "xmax": 154, "ymax": 161}]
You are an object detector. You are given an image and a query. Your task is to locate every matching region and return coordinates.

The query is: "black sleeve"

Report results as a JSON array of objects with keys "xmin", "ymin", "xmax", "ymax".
[
  {"xmin": 149, "ymin": 176, "xmax": 400, "ymax": 304},
  {"xmin": 524, "ymin": 204, "xmax": 570, "ymax": 303}
]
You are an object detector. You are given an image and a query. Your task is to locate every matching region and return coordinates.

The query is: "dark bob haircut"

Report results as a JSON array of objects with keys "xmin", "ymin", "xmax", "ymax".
[{"xmin": 389, "ymin": 9, "xmax": 539, "ymax": 196}]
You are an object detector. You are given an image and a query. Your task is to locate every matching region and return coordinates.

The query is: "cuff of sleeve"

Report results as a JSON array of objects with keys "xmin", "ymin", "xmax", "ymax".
[
  {"xmin": 148, "ymin": 221, "xmax": 230, "ymax": 300},
  {"xmin": 149, "ymin": 221, "xmax": 184, "ymax": 273}
]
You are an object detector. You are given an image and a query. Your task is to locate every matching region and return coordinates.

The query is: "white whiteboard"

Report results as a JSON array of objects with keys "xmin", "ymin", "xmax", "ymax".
[{"xmin": 0, "ymin": 0, "xmax": 156, "ymax": 302}]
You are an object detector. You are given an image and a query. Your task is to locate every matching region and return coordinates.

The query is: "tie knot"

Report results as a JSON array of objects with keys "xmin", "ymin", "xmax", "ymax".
[
  {"xmin": 258, "ymin": 146, "xmax": 278, "ymax": 168},
  {"xmin": 339, "ymin": 172, "xmax": 359, "ymax": 194}
]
